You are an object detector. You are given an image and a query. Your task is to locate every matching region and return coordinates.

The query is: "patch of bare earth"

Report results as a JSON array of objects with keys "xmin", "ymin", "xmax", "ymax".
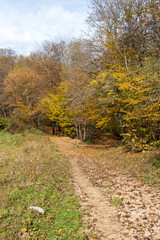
[{"xmin": 50, "ymin": 136, "xmax": 160, "ymax": 240}]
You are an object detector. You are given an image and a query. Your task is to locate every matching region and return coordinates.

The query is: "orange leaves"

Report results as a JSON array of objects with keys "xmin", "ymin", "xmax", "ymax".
[
  {"xmin": 3, "ymin": 66, "xmax": 44, "ymax": 124},
  {"xmin": 58, "ymin": 228, "xmax": 62, "ymax": 234},
  {"xmin": 21, "ymin": 228, "xmax": 27, "ymax": 232}
]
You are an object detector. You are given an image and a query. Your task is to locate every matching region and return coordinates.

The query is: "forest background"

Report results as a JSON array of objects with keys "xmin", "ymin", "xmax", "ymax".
[{"xmin": 0, "ymin": 0, "xmax": 160, "ymax": 151}]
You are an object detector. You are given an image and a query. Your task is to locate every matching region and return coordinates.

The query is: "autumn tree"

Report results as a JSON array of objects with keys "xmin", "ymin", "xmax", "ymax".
[
  {"xmin": 3, "ymin": 41, "xmax": 66, "ymax": 129},
  {"xmin": 41, "ymin": 39, "xmax": 97, "ymax": 140},
  {"xmin": 26, "ymin": 41, "xmax": 65, "ymax": 93},
  {"xmin": 42, "ymin": 89, "xmax": 75, "ymax": 137},
  {"xmin": 4, "ymin": 67, "xmax": 44, "ymax": 127},
  {"xmin": 84, "ymin": 0, "xmax": 160, "ymax": 149},
  {"xmin": 88, "ymin": 0, "xmax": 160, "ymax": 68},
  {"xmin": 63, "ymin": 39, "xmax": 97, "ymax": 140}
]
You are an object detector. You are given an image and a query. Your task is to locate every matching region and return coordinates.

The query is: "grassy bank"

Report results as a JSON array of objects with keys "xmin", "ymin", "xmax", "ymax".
[
  {"xmin": 98, "ymin": 145, "xmax": 160, "ymax": 188},
  {"xmin": 0, "ymin": 131, "xmax": 90, "ymax": 239},
  {"xmin": 119, "ymin": 147, "xmax": 160, "ymax": 187}
]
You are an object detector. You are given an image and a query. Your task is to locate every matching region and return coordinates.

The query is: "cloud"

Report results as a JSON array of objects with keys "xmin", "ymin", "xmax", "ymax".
[{"xmin": 0, "ymin": 1, "xmax": 88, "ymax": 55}]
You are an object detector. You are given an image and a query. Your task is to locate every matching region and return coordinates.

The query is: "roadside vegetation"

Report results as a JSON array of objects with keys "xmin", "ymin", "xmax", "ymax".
[
  {"xmin": 102, "ymin": 146, "xmax": 160, "ymax": 187},
  {"xmin": 78, "ymin": 133, "xmax": 160, "ymax": 188},
  {"xmin": 0, "ymin": 131, "xmax": 92, "ymax": 239}
]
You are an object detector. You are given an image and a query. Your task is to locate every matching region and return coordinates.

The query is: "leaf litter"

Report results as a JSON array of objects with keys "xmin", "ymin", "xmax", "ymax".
[{"xmin": 51, "ymin": 136, "xmax": 160, "ymax": 240}]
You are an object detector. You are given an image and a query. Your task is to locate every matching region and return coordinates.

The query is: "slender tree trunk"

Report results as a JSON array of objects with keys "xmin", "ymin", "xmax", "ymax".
[
  {"xmin": 3, "ymin": 110, "xmax": 6, "ymax": 118},
  {"xmin": 26, "ymin": 95, "xmax": 29, "ymax": 105},
  {"xmin": 83, "ymin": 125, "xmax": 86, "ymax": 141},
  {"xmin": 79, "ymin": 125, "xmax": 82, "ymax": 140},
  {"xmin": 37, "ymin": 117, "xmax": 40, "ymax": 129}
]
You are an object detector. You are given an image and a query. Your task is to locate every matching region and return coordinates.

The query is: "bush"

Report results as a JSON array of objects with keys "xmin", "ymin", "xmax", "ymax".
[
  {"xmin": 148, "ymin": 151, "xmax": 160, "ymax": 169},
  {"xmin": 0, "ymin": 118, "xmax": 12, "ymax": 131}
]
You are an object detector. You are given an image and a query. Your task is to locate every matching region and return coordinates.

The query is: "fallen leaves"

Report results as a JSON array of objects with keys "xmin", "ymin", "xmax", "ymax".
[
  {"xmin": 76, "ymin": 144, "xmax": 160, "ymax": 239},
  {"xmin": 58, "ymin": 228, "xmax": 62, "ymax": 234},
  {"xmin": 21, "ymin": 228, "xmax": 27, "ymax": 233}
]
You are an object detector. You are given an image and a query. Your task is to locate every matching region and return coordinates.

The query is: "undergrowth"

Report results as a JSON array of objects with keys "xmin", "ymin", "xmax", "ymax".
[
  {"xmin": 0, "ymin": 131, "xmax": 91, "ymax": 239},
  {"xmin": 103, "ymin": 146, "xmax": 160, "ymax": 187}
]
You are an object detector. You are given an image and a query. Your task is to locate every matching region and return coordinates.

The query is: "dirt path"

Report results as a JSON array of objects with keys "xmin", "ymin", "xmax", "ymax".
[{"xmin": 50, "ymin": 136, "xmax": 160, "ymax": 240}]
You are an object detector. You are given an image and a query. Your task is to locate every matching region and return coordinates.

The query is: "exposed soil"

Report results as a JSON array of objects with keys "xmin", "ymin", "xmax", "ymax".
[{"xmin": 50, "ymin": 136, "xmax": 160, "ymax": 240}]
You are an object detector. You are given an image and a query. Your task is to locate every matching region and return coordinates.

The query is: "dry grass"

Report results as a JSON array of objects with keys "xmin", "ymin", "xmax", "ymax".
[
  {"xmin": 77, "ymin": 140, "xmax": 160, "ymax": 187},
  {"xmin": 0, "ymin": 131, "xmax": 91, "ymax": 239}
]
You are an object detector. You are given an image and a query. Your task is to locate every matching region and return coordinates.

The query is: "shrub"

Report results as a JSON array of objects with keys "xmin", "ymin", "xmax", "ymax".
[
  {"xmin": 148, "ymin": 151, "xmax": 160, "ymax": 169},
  {"xmin": 0, "ymin": 118, "xmax": 12, "ymax": 131}
]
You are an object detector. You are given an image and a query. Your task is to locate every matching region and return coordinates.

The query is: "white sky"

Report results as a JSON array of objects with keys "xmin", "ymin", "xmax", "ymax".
[{"xmin": 0, "ymin": 0, "xmax": 90, "ymax": 55}]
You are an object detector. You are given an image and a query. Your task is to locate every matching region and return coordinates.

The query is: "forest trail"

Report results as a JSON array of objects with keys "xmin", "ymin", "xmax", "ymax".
[{"xmin": 50, "ymin": 136, "xmax": 160, "ymax": 240}]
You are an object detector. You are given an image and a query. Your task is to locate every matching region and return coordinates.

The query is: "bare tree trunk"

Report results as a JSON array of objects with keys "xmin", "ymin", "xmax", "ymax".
[
  {"xmin": 79, "ymin": 125, "xmax": 82, "ymax": 140},
  {"xmin": 3, "ymin": 110, "xmax": 6, "ymax": 118},
  {"xmin": 83, "ymin": 125, "xmax": 86, "ymax": 141},
  {"xmin": 26, "ymin": 95, "xmax": 29, "ymax": 105}
]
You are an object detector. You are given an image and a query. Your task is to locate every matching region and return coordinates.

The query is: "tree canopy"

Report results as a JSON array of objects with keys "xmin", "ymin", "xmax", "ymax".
[{"xmin": 0, "ymin": 0, "xmax": 159, "ymax": 151}]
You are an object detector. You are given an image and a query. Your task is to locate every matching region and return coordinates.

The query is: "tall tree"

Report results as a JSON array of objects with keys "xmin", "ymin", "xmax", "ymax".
[
  {"xmin": 4, "ymin": 67, "xmax": 44, "ymax": 127},
  {"xmin": 64, "ymin": 39, "xmax": 96, "ymax": 140},
  {"xmin": 28, "ymin": 41, "xmax": 65, "ymax": 93},
  {"xmin": 85, "ymin": 0, "xmax": 160, "ymax": 149},
  {"xmin": 88, "ymin": 0, "xmax": 160, "ymax": 68}
]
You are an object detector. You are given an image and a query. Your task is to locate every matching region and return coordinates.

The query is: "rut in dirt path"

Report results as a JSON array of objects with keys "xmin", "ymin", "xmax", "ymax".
[
  {"xmin": 67, "ymin": 153, "xmax": 123, "ymax": 239},
  {"xmin": 50, "ymin": 136, "xmax": 124, "ymax": 240}
]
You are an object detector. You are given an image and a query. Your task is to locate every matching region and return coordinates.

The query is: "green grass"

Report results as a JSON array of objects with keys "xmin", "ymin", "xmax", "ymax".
[
  {"xmin": 111, "ymin": 197, "xmax": 121, "ymax": 207},
  {"xmin": 0, "ymin": 132, "xmax": 23, "ymax": 146},
  {"xmin": 0, "ymin": 131, "xmax": 91, "ymax": 239}
]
